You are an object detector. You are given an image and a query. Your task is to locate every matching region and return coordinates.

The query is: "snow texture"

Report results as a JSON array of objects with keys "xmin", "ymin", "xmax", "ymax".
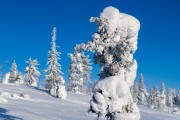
[{"xmin": 0, "ymin": 84, "xmax": 179, "ymax": 120}]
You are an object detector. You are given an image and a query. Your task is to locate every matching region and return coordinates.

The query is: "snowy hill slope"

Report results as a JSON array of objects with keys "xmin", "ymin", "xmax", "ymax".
[{"xmin": 0, "ymin": 84, "xmax": 179, "ymax": 120}]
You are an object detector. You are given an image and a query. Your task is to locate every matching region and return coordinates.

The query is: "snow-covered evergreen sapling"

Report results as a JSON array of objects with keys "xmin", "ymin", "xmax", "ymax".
[
  {"xmin": 75, "ymin": 6, "xmax": 141, "ymax": 120},
  {"xmin": 9, "ymin": 60, "xmax": 18, "ymax": 83},
  {"xmin": 24, "ymin": 58, "xmax": 40, "ymax": 87},
  {"xmin": 68, "ymin": 51, "xmax": 92, "ymax": 93},
  {"xmin": 9, "ymin": 60, "xmax": 24, "ymax": 84},
  {"xmin": 152, "ymin": 85, "xmax": 159, "ymax": 109},
  {"xmin": 132, "ymin": 83, "xmax": 139, "ymax": 103},
  {"xmin": 158, "ymin": 82, "xmax": 166, "ymax": 109},
  {"xmin": 137, "ymin": 74, "xmax": 148, "ymax": 105},
  {"xmin": 167, "ymin": 88, "xmax": 173, "ymax": 107},
  {"xmin": 148, "ymin": 88, "xmax": 154, "ymax": 108},
  {"xmin": 44, "ymin": 27, "xmax": 67, "ymax": 99}
]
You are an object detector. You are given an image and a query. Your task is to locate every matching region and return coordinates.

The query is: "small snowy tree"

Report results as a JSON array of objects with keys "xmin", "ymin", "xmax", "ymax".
[
  {"xmin": 80, "ymin": 52, "xmax": 92, "ymax": 93},
  {"xmin": 132, "ymin": 83, "xmax": 139, "ymax": 103},
  {"xmin": 174, "ymin": 90, "xmax": 180, "ymax": 107},
  {"xmin": 148, "ymin": 88, "xmax": 154, "ymax": 108},
  {"xmin": 44, "ymin": 27, "xmax": 67, "ymax": 99},
  {"xmin": 24, "ymin": 58, "xmax": 40, "ymax": 87},
  {"xmin": 158, "ymin": 82, "xmax": 166, "ymax": 109},
  {"xmin": 153, "ymin": 85, "xmax": 159, "ymax": 109},
  {"xmin": 68, "ymin": 53, "xmax": 83, "ymax": 93},
  {"xmin": 167, "ymin": 88, "xmax": 173, "ymax": 107},
  {"xmin": 68, "ymin": 51, "xmax": 92, "ymax": 93},
  {"xmin": 9, "ymin": 60, "xmax": 18, "ymax": 83},
  {"xmin": 137, "ymin": 74, "xmax": 148, "ymax": 105}
]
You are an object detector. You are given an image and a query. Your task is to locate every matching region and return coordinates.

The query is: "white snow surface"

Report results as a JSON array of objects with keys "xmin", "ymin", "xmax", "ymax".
[{"xmin": 0, "ymin": 83, "xmax": 179, "ymax": 120}]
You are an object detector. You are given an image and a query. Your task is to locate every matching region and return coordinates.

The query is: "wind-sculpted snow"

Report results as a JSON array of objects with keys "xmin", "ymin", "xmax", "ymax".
[{"xmin": 74, "ymin": 6, "xmax": 140, "ymax": 119}]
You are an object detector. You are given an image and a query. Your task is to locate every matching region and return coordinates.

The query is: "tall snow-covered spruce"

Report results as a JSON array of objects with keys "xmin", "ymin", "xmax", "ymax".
[
  {"xmin": 68, "ymin": 51, "xmax": 92, "ymax": 93},
  {"xmin": 75, "ymin": 6, "xmax": 141, "ymax": 120},
  {"xmin": 44, "ymin": 27, "xmax": 67, "ymax": 99},
  {"xmin": 24, "ymin": 58, "xmax": 40, "ymax": 87}
]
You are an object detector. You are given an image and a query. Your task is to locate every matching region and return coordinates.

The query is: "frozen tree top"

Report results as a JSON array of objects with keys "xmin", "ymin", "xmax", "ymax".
[{"xmin": 100, "ymin": 6, "xmax": 140, "ymax": 34}]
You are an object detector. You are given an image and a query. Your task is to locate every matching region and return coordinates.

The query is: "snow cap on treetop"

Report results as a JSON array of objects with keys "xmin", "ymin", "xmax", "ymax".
[{"xmin": 100, "ymin": 6, "xmax": 120, "ymax": 23}]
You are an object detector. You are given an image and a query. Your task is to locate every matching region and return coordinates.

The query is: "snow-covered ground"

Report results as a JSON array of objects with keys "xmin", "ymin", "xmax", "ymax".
[{"xmin": 0, "ymin": 84, "xmax": 179, "ymax": 120}]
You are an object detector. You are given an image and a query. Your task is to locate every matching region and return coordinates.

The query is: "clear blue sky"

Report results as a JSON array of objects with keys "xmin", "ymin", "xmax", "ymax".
[{"xmin": 0, "ymin": 0, "xmax": 179, "ymax": 89}]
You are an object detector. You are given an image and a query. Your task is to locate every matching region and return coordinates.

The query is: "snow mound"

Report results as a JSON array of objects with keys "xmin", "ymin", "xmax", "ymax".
[
  {"xmin": 0, "ymin": 92, "xmax": 11, "ymax": 98},
  {"xmin": 0, "ymin": 97, "xmax": 8, "ymax": 103},
  {"xmin": 11, "ymin": 93, "xmax": 21, "ymax": 99},
  {"xmin": 57, "ymin": 85, "xmax": 67, "ymax": 99},
  {"xmin": 20, "ymin": 93, "xmax": 30, "ymax": 99}
]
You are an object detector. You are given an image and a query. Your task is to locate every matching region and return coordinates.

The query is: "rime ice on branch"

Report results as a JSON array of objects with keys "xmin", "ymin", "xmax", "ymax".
[{"xmin": 75, "ymin": 6, "xmax": 141, "ymax": 120}]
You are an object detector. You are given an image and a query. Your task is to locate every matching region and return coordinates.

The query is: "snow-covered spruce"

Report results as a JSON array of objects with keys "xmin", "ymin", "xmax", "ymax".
[
  {"xmin": 75, "ymin": 6, "xmax": 141, "ymax": 120},
  {"xmin": 68, "ymin": 51, "xmax": 92, "ymax": 93},
  {"xmin": 9, "ymin": 60, "xmax": 24, "ymax": 84},
  {"xmin": 167, "ymin": 88, "xmax": 173, "ymax": 107},
  {"xmin": 137, "ymin": 74, "xmax": 148, "ymax": 105},
  {"xmin": 158, "ymin": 82, "xmax": 166, "ymax": 110},
  {"xmin": 44, "ymin": 27, "xmax": 67, "ymax": 99},
  {"xmin": 24, "ymin": 58, "xmax": 40, "ymax": 87},
  {"xmin": 132, "ymin": 83, "xmax": 139, "ymax": 103}
]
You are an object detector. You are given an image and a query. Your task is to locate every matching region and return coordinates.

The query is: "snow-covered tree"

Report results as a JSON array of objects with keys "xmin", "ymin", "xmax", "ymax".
[
  {"xmin": 174, "ymin": 90, "xmax": 180, "ymax": 107},
  {"xmin": 44, "ymin": 27, "xmax": 67, "ymax": 99},
  {"xmin": 68, "ymin": 51, "xmax": 92, "ymax": 93},
  {"xmin": 80, "ymin": 52, "xmax": 92, "ymax": 93},
  {"xmin": 152, "ymin": 85, "xmax": 159, "ymax": 109},
  {"xmin": 158, "ymin": 82, "xmax": 166, "ymax": 109},
  {"xmin": 68, "ymin": 53, "xmax": 82, "ymax": 93},
  {"xmin": 24, "ymin": 58, "xmax": 40, "ymax": 87},
  {"xmin": 132, "ymin": 83, "xmax": 139, "ymax": 103},
  {"xmin": 148, "ymin": 88, "xmax": 154, "ymax": 108},
  {"xmin": 137, "ymin": 74, "xmax": 148, "ymax": 105},
  {"xmin": 16, "ymin": 72, "xmax": 24, "ymax": 85},
  {"xmin": 75, "ymin": 6, "xmax": 141, "ymax": 120},
  {"xmin": 167, "ymin": 88, "xmax": 173, "ymax": 107},
  {"xmin": 9, "ymin": 60, "xmax": 18, "ymax": 83}
]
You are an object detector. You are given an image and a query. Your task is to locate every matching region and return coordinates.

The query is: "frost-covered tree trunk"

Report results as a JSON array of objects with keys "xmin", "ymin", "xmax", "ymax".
[
  {"xmin": 75, "ymin": 6, "xmax": 141, "ymax": 120},
  {"xmin": 24, "ymin": 58, "xmax": 40, "ymax": 87},
  {"xmin": 167, "ymin": 88, "xmax": 173, "ymax": 107},
  {"xmin": 137, "ymin": 74, "xmax": 148, "ymax": 105},
  {"xmin": 44, "ymin": 27, "xmax": 67, "ymax": 99}
]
